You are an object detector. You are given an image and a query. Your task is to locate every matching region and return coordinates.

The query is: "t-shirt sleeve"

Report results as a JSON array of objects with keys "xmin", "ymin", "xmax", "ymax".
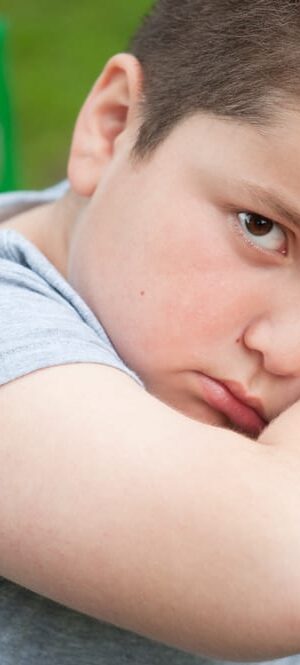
[{"xmin": 0, "ymin": 256, "xmax": 141, "ymax": 387}]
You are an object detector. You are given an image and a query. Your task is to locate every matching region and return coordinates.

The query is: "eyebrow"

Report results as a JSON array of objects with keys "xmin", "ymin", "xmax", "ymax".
[{"xmin": 233, "ymin": 180, "xmax": 300, "ymax": 228}]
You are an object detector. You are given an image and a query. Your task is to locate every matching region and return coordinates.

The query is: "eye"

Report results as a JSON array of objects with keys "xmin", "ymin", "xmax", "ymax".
[{"xmin": 237, "ymin": 212, "xmax": 287, "ymax": 254}]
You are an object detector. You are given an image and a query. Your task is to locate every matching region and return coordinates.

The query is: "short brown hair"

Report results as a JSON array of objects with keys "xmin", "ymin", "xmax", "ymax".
[{"xmin": 130, "ymin": 0, "xmax": 300, "ymax": 157}]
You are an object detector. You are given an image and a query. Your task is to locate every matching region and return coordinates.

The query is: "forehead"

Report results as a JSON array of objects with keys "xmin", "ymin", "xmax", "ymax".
[
  {"xmin": 157, "ymin": 109, "xmax": 300, "ymax": 217},
  {"xmin": 169, "ymin": 108, "xmax": 300, "ymax": 163}
]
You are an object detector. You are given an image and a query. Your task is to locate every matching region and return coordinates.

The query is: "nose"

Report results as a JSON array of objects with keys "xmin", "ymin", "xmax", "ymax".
[{"xmin": 243, "ymin": 308, "xmax": 300, "ymax": 378}]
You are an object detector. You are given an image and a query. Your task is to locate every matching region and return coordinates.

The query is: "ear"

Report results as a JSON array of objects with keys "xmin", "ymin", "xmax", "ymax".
[{"xmin": 67, "ymin": 54, "xmax": 143, "ymax": 197}]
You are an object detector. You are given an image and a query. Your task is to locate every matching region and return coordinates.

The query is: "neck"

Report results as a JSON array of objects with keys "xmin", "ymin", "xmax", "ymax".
[{"xmin": 2, "ymin": 189, "xmax": 85, "ymax": 279}]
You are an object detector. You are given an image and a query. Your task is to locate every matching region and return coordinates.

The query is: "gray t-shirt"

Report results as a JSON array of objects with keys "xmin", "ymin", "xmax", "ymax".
[{"xmin": 0, "ymin": 184, "xmax": 297, "ymax": 665}]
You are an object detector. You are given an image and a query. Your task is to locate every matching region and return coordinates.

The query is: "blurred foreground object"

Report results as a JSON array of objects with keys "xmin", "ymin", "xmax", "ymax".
[{"xmin": 0, "ymin": 20, "xmax": 18, "ymax": 192}]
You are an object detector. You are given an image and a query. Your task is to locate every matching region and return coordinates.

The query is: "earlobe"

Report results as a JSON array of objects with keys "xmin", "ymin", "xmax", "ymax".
[{"xmin": 67, "ymin": 54, "xmax": 143, "ymax": 198}]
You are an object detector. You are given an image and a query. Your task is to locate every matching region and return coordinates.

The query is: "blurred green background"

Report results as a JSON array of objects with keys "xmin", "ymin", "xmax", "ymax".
[{"xmin": 0, "ymin": 0, "xmax": 152, "ymax": 190}]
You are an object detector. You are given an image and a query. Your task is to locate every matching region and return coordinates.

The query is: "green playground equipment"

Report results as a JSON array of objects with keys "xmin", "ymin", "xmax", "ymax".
[{"xmin": 0, "ymin": 20, "xmax": 18, "ymax": 192}]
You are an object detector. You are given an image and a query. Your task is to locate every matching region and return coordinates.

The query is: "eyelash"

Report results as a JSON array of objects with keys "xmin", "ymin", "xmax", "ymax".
[{"xmin": 232, "ymin": 210, "xmax": 289, "ymax": 257}]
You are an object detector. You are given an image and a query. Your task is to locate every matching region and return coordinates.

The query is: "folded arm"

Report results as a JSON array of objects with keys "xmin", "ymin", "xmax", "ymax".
[{"xmin": 0, "ymin": 363, "xmax": 300, "ymax": 660}]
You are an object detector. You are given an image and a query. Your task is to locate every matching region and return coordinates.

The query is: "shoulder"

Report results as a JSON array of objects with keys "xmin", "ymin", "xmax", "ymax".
[{"xmin": 0, "ymin": 229, "xmax": 141, "ymax": 387}]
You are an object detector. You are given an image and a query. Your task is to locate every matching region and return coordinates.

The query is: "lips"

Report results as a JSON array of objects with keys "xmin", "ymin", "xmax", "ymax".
[{"xmin": 194, "ymin": 373, "xmax": 267, "ymax": 437}]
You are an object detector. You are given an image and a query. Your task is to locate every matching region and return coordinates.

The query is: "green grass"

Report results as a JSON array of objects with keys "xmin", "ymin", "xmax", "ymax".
[{"xmin": 1, "ymin": 0, "xmax": 152, "ymax": 189}]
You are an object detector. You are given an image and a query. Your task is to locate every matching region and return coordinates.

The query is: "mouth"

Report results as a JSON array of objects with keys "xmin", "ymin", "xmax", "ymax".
[{"xmin": 194, "ymin": 373, "xmax": 268, "ymax": 437}]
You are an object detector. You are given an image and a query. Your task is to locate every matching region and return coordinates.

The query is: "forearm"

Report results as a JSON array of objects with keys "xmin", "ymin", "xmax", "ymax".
[
  {"xmin": 1, "ymin": 365, "xmax": 300, "ymax": 660},
  {"xmin": 260, "ymin": 398, "xmax": 300, "ymax": 457}
]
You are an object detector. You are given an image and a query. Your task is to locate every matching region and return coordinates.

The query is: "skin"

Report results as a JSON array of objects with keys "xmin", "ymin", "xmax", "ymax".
[
  {"xmin": 2, "ymin": 54, "xmax": 300, "ymax": 659},
  {"xmin": 6, "ymin": 53, "xmax": 300, "ymax": 432}
]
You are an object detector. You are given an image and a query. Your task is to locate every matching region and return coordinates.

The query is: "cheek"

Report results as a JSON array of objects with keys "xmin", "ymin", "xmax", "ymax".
[
  {"xmin": 68, "ymin": 180, "xmax": 259, "ymax": 373},
  {"xmin": 147, "ymin": 237, "xmax": 241, "ymax": 340},
  {"xmin": 156, "ymin": 252, "xmax": 260, "ymax": 354},
  {"xmin": 131, "ymin": 210, "xmax": 249, "ymax": 351}
]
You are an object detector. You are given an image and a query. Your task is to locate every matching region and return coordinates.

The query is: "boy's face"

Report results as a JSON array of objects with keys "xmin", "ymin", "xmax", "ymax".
[{"xmin": 68, "ymin": 108, "xmax": 300, "ymax": 437}]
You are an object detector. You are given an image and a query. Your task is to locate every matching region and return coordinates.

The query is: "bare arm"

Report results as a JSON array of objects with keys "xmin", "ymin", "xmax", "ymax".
[{"xmin": 1, "ymin": 363, "xmax": 300, "ymax": 661}]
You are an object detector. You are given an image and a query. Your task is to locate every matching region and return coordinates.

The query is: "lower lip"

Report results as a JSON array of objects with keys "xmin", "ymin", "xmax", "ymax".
[{"xmin": 195, "ymin": 373, "xmax": 266, "ymax": 437}]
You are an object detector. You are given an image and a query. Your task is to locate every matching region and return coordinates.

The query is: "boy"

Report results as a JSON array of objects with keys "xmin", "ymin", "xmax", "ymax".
[{"xmin": 1, "ymin": 0, "xmax": 300, "ymax": 663}]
